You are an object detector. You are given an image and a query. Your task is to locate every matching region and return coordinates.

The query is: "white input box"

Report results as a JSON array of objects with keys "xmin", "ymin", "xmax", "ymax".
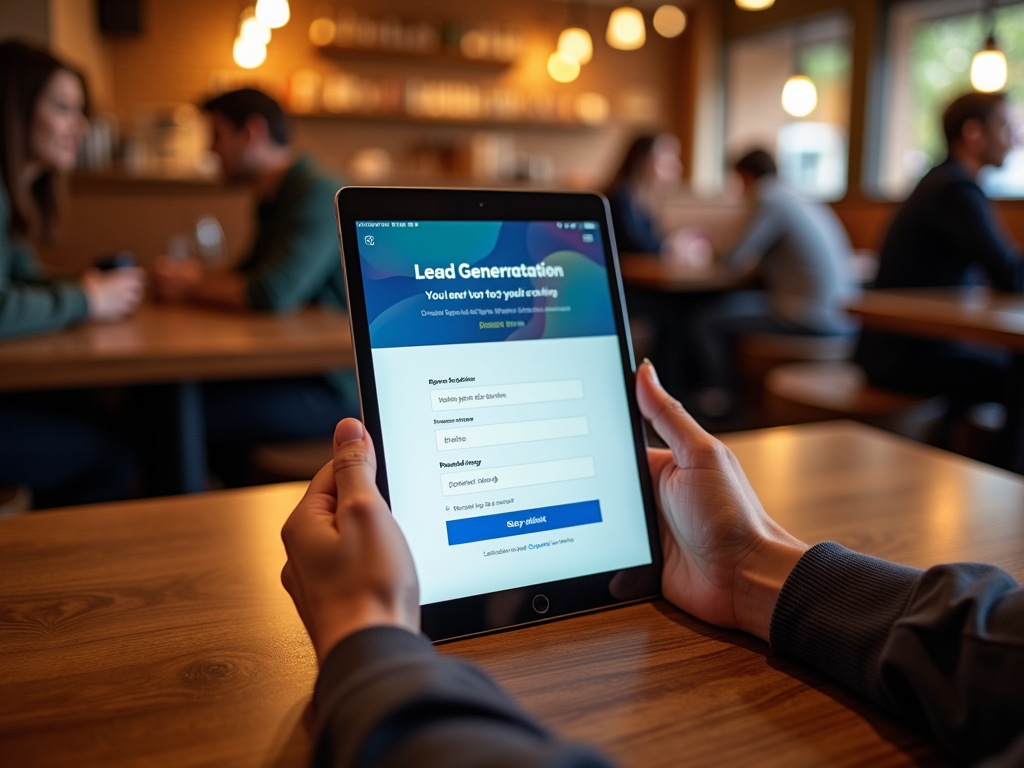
[
  {"xmin": 431, "ymin": 379, "xmax": 584, "ymax": 411},
  {"xmin": 435, "ymin": 416, "xmax": 589, "ymax": 451},
  {"xmin": 441, "ymin": 456, "xmax": 596, "ymax": 496}
]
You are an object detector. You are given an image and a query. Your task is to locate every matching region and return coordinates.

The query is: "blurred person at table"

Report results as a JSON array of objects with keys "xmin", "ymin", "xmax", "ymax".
[
  {"xmin": 152, "ymin": 88, "xmax": 353, "ymax": 485},
  {"xmin": 0, "ymin": 41, "xmax": 142, "ymax": 506},
  {"xmin": 280, "ymin": 362, "xmax": 1024, "ymax": 768},
  {"xmin": 606, "ymin": 133, "xmax": 682, "ymax": 254},
  {"xmin": 856, "ymin": 92, "xmax": 1023, "ymax": 458},
  {"xmin": 688, "ymin": 149, "xmax": 857, "ymax": 420}
]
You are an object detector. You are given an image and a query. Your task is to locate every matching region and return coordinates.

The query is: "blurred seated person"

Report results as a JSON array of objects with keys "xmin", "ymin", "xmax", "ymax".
[
  {"xmin": 606, "ymin": 133, "xmax": 682, "ymax": 254},
  {"xmin": 689, "ymin": 150, "xmax": 857, "ymax": 419},
  {"xmin": 281, "ymin": 363, "xmax": 1024, "ymax": 768},
  {"xmin": 856, "ymin": 92, "xmax": 1023, "ymax": 458},
  {"xmin": 153, "ymin": 89, "xmax": 354, "ymax": 484},
  {"xmin": 0, "ymin": 41, "xmax": 142, "ymax": 506}
]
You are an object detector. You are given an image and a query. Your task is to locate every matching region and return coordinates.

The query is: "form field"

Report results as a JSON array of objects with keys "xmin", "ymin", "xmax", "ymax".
[
  {"xmin": 435, "ymin": 416, "xmax": 589, "ymax": 451},
  {"xmin": 441, "ymin": 456, "xmax": 596, "ymax": 496},
  {"xmin": 431, "ymin": 379, "xmax": 584, "ymax": 411}
]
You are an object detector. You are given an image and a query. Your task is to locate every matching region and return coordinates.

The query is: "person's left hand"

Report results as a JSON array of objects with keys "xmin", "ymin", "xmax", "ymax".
[
  {"xmin": 281, "ymin": 418, "xmax": 420, "ymax": 665},
  {"xmin": 152, "ymin": 256, "xmax": 203, "ymax": 302}
]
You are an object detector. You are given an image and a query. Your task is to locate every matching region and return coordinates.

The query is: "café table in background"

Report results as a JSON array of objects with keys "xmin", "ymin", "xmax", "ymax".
[
  {"xmin": 3, "ymin": 421, "xmax": 1022, "ymax": 768},
  {"xmin": 0, "ymin": 303, "xmax": 354, "ymax": 493},
  {"xmin": 848, "ymin": 287, "xmax": 1024, "ymax": 473}
]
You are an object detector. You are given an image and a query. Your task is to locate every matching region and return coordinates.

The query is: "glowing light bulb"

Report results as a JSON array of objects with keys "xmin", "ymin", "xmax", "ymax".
[
  {"xmin": 233, "ymin": 35, "xmax": 267, "ymax": 68},
  {"xmin": 781, "ymin": 75, "xmax": 817, "ymax": 117},
  {"xmin": 255, "ymin": 0, "xmax": 289, "ymax": 29},
  {"xmin": 547, "ymin": 51, "xmax": 581, "ymax": 83},
  {"xmin": 606, "ymin": 7, "xmax": 646, "ymax": 51},
  {"xmin": 736, "ymin": 0, "xmax": 775, "ymax": 9},
  {"xmin": 240, "ymin": 16, "xmax": 271, "ymax": 45},
  {"xmin": 653, "ymin": 5, "xmax": 687, "ymax": 38},
  {"xmin": 971, "ymin": 38, "xmax": 1008, "ymax": 93},
  {"xmin": 558, "ymin": 27, "xmax": 593, "ymax": 65},
  {"xmin": 309, "ymin": 17, "xmax": 336, "ymax": 46}
]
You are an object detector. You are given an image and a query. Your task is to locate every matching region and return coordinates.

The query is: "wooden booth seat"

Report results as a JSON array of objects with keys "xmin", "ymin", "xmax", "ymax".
[{"xmin": 764, "ymin": 362, "xmax": 946, "ymax": 441}]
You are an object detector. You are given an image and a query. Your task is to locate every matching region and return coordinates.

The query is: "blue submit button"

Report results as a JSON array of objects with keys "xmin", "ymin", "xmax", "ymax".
[{"xmin": 446, "ymin": 500, "xmax": 602, "ymax": 546}]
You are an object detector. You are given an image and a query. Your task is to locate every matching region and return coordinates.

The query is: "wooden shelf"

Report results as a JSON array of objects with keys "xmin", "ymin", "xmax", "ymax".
[
  {"xmin": 289, "ymin": 110, "xmax": 603, "ymax": 131},
  {"xmin": 316, "ymin": 45, "xmax": 513, "ymax": 71}
]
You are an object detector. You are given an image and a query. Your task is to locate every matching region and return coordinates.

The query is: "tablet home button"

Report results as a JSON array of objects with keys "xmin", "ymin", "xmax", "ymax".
[{"xmin": 532, "ymin": 594, "xmax": 550, "ymax": 614}]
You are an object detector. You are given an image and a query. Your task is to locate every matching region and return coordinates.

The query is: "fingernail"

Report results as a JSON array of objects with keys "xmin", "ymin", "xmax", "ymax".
[
  {"xmin": 642, "ymin": 359, "xmax": 660, "ymax": 387},
  {"xmin": 335, "ymin": 418, "xmax": 364, "ymax": 446}
]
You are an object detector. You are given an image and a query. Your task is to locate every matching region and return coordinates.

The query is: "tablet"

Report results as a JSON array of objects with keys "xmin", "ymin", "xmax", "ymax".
[{"xmin": 335, "ymin": 187, "xmax": 662, "ymax": 642}]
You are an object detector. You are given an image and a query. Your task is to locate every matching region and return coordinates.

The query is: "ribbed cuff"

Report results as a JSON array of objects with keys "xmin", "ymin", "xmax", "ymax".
[
  {"xmin": 314, "ymin": 626, "xmax": 432, "ymax": 715},
  {"xmin": 769, "ymin": 542, "xmax": 922, "ymax": 704}
]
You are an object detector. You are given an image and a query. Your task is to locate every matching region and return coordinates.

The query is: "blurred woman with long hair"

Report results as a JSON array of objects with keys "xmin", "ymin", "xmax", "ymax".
[
  {"xmin": 0, "ymin": 40, "xmax": 141, "ymax": 507},
  {"xmin": 605, "ymin": 133, "xmax": 682, "ymax": 254}
]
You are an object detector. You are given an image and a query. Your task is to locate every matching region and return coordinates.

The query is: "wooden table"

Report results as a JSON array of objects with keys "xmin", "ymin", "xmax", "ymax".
[
  {"xmin": 0, "ymin": 304, "xmax": 353, "ymax": 493},
  {"xmin": 848, "ymin": 287, "xmax": 1024, "ymax": 472},
  {"xmin": 3, "ymin": 421, "xmax": 1022, "ymax": 768},
  {"xmin": 619, "ymin": 252, "xmax": 742, "ymax": 293}
]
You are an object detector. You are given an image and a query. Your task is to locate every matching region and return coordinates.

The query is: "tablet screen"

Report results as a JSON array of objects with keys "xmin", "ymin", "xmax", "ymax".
[{"xmin": 355, "ymin": 219, "xmax": 652, "ymax": 605}]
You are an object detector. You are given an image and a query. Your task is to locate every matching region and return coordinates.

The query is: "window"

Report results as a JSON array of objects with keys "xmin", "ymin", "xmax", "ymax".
[
  {"xmin": 725, "ymin": 14, "xmax": 853, "ymax": 201},
  {"xmin": 877, "ymin": 0, "xmax": 1024, "ymax": 199}
]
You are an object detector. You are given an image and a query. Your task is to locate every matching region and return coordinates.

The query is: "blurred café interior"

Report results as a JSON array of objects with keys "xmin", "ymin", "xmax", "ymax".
[{"xmin": 1, "ymin": 0, "xmax": 1023, "ymax": 764}]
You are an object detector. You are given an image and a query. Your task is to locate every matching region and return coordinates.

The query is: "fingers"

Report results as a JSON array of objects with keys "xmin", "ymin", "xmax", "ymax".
[
  {"xmin": 636, "ymin": 361, "xmax": 713, "ymax": 467},
  {"xmin": 332, "ymin": 418, "xmax": 381, "ymax": 506}
]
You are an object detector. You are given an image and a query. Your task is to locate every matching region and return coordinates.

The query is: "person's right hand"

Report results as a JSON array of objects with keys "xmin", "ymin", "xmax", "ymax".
[
  {"xmin": 81, "ymin": 267, "xmax": 145, "ymax": 322},
  {"xmin": 636, "ymin": 361, "xmax": 808, "ymax": 642}
]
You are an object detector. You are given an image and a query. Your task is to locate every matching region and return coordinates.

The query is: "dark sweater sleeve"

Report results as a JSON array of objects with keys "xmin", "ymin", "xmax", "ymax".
[
  {"xmin": 312, "ymin": 626, "xmax": 615, "ymax": 768},
  {"xmin": 770, "ymin": 542, "xmax": 1024, "ymax": 766}
]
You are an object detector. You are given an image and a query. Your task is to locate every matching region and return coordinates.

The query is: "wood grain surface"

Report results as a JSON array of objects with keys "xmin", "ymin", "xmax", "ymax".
[
  {"xmin": 0, "ymin": 304, "xmax": 354, "ymax": 392},
  {"xmin": 2, "ymin": 422, "xmax": 1022, "ymax": 768},
  {"xmin": 847, "ymin": 288, "xmax": 1024, "ymax": 351}
]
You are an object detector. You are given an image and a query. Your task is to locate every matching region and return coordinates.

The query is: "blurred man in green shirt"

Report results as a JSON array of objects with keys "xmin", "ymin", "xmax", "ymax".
[{"xmin": 154, "ymin": 89, "xmax": 353, "ymax": 483}]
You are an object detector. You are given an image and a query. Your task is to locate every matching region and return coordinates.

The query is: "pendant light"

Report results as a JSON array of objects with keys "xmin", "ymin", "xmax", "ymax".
[
  {"xmin": 735, "ymin": 0, "xmax": 775, "ymax": 9},
  {"xmin": 254, "ymin": 0, "xmax": 290, "ymax": 30},
  {"xmin": 558, "ymin": 28, "xmax": 593, "ymax": 65},
  {"xmin": 653, "ymin": 5, "xmax": 687, "ymax": 38},
  {"xmin": 607, "ymin": 6, "xmax": 646, "ymax": 51},
  {"xmin": 782, "ymin": 75, "xmax": 817, "ymax": 117},
  {"xmin": 971, "ymin": 0, "xmax": 1008, "ymax": 93},
  {"xmin": 781, "ymin": 24, "xmax": 817, "ymax": 118}
]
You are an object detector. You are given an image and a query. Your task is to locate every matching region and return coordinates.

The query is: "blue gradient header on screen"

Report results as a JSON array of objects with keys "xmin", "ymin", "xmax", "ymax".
[{"xmin": 355, "ymin": 220, "xmax": 617, "ymax": 349}]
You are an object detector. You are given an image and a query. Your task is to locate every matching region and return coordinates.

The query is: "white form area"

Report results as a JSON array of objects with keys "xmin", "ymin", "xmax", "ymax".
[
  {"xmin": 372, "ymin": 334, "xmax": 652, "ymax": 605},
  {"xmin": 431, "ymin": 379, "xmax": 584, "ymax": 411},
  {"xmin": 441, "ymin": 456, "xmax": 596, "ymax": 496},
  {"xmin": 435, "ymin": 416, "xmax": 589, "ymax": 451}
]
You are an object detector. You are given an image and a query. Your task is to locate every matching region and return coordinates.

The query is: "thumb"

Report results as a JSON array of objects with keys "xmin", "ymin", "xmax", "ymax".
[
  {"xmin": 636, "ymin": 361, "xmax": 715, "ymax": 469},
  {"xmin": 332, "ymin": 418, "xmax": 381, "ymax": 504}
]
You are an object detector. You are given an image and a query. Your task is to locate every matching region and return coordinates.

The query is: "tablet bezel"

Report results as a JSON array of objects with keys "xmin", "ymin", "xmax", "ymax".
[{"xmin": 334, "ymin": 187, "xmax": 662, "ymax": 642}]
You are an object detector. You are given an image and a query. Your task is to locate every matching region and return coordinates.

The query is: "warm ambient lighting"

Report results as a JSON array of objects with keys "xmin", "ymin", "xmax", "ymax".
[
  {"xmin": 735, "ymin": 0, "xmax": 775, "ymax": 9},
  {"xmin": 653, "ymin": 5, "xmax": 687, "ymax": 38},
  {"xmin": 233, "ymin": 36, "xmax": 267, "ymax": 68},
  {"xmin": 240, "ymin": 16, "xmax": 271, "ymax": 45},
  {"xmin": 547, "ymin": 51, "xmax": 581, "ymax": 83},
  {"xmin": 254, "ymin": 0, "xmax": 290, "ymax": 29},
  {"xmin": 971, "ymin": 36, "xmax": 1008, "ymax": 92},
  {"xmin": 558, "ymin": 27, "xmax": 593, "ymax": 65},
  {"xmin": 606, "ymin": 7, "xmax": 646, "ymax": 51},
  {"xmin": 309, "ymin": 17, "xmax": 336, "ymax": 47},
  {"xmin": 781, "ymin": 75, "xmax": 817, "ymax": 117}
]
